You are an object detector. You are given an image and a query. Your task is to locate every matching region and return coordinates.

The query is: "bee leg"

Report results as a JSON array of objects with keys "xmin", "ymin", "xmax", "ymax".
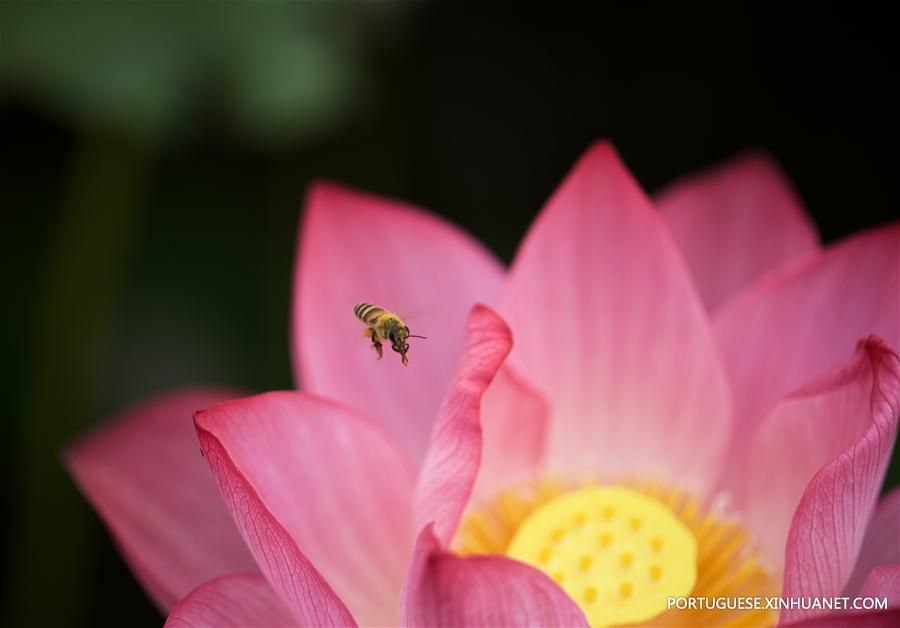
[{"xmin": 364, "ymin": 327, "xmax": 383, "ymax": 359}]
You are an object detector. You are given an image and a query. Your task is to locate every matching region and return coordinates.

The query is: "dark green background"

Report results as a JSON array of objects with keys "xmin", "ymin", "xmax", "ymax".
[{"xmin": 2, "ymin": 3, "xmax": 897, "ymax": 627}]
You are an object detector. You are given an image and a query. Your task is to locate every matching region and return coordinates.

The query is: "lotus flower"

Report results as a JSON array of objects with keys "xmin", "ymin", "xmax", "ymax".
[{"xmin": 67, "ymin": 142, "xmax": 900, "ymax": 627}]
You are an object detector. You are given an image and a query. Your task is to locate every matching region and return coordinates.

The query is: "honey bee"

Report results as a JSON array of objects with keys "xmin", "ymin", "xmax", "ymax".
[{"xmin": 354, "ymin": 303, "xmax": 426, "ymax": 366}]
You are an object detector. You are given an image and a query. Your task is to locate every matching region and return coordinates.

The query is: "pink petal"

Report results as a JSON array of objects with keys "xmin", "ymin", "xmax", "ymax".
[
  {"xmin": 293, "ymin": 182, "xmax": 504, "ymax": 466},
  {"xmin": 414, "ymin": 305, "xmax": 513, "ymax": 547},
  {"xmin": 771, "ymin": 339, "xmax": 900, "ymax": 624},
  {"xmin": 401, "ymin": 525, "xmax": 587, "ymax": 627},
  {"xmin": 845, "ymin": 488, "xmax": 900, "ymax": 597},
  {"xmin": 740, "ymin": 339, "xmax": 899, "ymax": 574},
  {"xmin": 475, "ymin": 364, "xmax": 549, "ymax": 501},
  {"xmin": 195, "ymin": 392, "xmax": 413, "ymax": 626},
  {"xmin": 165, "ymin": 573, "xmax": 296, "ymax": 627},
  {"xmin": 859, "ymin": 565, "xmax": 900, "ymax": 608},
  {"xmin": 64, "ymin": 388, "xmax": 256, "ymax": 612},
  {"xmin": 714, "ymin": 224, "xmax": 900, "ymax": 459},
  {"xmin": 497, "ymin": 141, "xmax": 733, "ymax": 496},
  {"xmin": 784, "ymin": 610, "xmax": 900, "ymax": 627},
  {"xmin": 656, "ymin": 150, "xmax": 819, "ymax": 313},
  {"xmin": 195, "ymin": 425, "xmax": 357, "ymax": 627}
]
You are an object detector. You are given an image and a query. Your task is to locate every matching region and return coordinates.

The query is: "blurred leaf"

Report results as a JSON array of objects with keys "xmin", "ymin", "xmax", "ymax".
[{"xmin": 0, "ymin": 0, "xmax": 401, "ymax": 144}]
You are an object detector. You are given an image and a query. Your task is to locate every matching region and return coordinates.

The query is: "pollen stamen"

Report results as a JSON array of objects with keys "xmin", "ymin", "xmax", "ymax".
[{"xmin": 455, "ymin": 480, "xmax": 778, "ymax": 626}]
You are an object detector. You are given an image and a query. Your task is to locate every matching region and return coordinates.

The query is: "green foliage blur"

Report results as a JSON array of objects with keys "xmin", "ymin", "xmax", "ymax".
[
  {"xmin": 2, "ymin": 0, "xmax": 396, "ymax": 144},
  {"xmin": 1, "ymin": 2, "xmax": 897, "ymax": 627}
]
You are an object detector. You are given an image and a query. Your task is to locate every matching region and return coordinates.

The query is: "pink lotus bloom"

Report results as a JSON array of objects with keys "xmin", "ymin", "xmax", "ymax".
[{"xmin": 67, "ymin": 142, "xmax": 900, "ymax": 627}]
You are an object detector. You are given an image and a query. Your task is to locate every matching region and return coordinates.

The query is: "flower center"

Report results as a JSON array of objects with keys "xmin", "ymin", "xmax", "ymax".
[
  {"xmin": 506, "ymin": 486, "xmax": 696, "ymax": 626},
  {"xmin": 455, "ymin": 480, "xmax": 778, "ymax": 627}
]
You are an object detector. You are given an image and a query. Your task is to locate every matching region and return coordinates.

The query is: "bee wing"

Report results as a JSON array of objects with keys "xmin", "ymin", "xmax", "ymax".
[{"xmin": 397, "ymin": 309, "xmax": 434, "ymax": 322}]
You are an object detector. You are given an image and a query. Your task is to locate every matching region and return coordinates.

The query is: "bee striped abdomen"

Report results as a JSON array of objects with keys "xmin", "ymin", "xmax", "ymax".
[{"xmin": 354, "ymin": 302, "xmax": 386, "ymax": 325}]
